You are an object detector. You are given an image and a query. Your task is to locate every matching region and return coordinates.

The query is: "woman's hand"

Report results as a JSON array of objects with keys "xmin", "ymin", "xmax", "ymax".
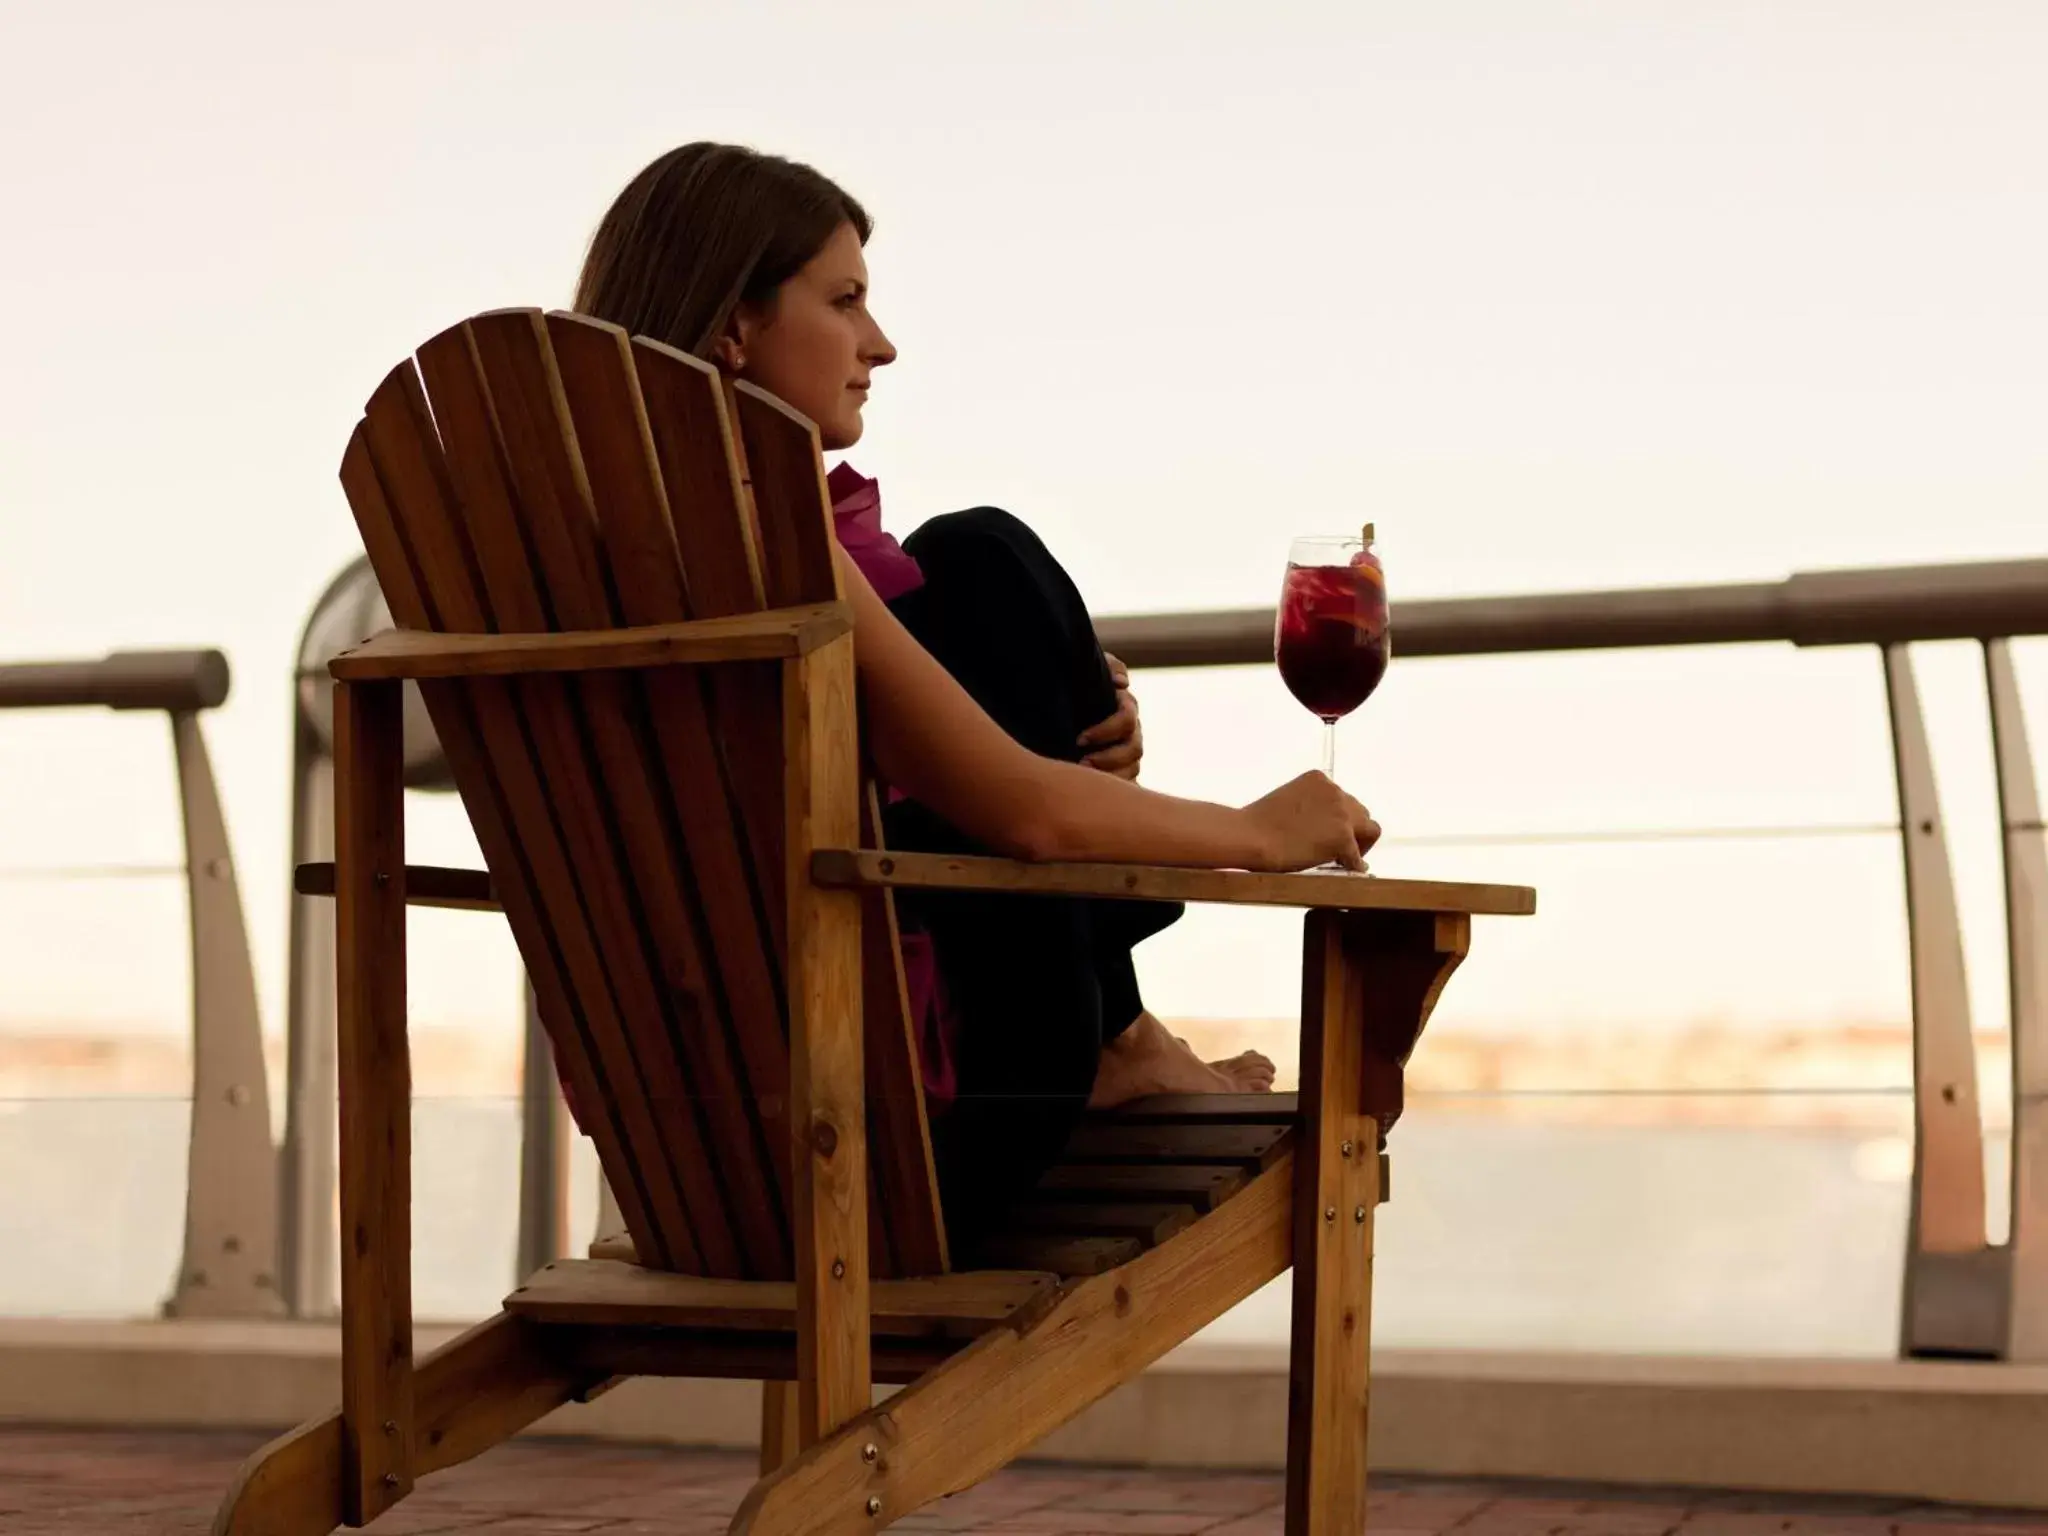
[
  {"xmin": 1077, "ymin": 651, "xmax": 1144, "ymax": 780},
  {"xmin": 1239, "ymin": 772, "xmax": 1381, "ymax": 872}
]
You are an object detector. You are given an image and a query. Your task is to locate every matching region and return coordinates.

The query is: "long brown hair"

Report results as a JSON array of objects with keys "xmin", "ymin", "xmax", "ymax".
[{"xmin": 573, "ymin": 143, "xmax": 871, "ymax": 359}]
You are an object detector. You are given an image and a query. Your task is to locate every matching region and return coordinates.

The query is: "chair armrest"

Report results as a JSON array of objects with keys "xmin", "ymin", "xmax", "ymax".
[
  {"xmin": 810, "ymin": 849, "xmax": 1536, "ymax": 917},
  {"xmin": 328, "ymin": 601, "xmax": 851, "ymax": 683},
  {"xmin": 294, "ymin": 861, "xmax": 501, "ymax": 912}
]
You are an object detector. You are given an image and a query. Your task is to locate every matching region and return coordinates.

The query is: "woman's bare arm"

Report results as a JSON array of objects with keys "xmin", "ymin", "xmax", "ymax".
[{"xmin": 836, "ymin": 546, "xmax": 1373, "ymax": 870}]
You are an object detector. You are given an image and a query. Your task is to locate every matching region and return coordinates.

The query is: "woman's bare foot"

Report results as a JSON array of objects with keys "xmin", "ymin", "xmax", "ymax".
[{"xmin": 1088, "ymin": 1012, "xmax": 1278, "ymax": 1109}]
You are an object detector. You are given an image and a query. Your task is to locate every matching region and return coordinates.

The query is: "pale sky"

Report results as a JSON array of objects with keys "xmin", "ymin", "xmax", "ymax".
[{"xmin": 2, "ymin": 1, "xmax": 2045, "ymax": 1058}]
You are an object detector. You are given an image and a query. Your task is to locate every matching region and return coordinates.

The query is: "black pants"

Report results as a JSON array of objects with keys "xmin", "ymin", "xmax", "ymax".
[{"xmin": 882, "ymin": 507, "xmax": 1183, "ymax": 1256}]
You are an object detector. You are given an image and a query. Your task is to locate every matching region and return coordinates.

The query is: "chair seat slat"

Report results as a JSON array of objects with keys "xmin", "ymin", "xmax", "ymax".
[
  {"xmin": 1032, "ymin": 1164, "xmax": 1249, "ymax": 1212},
  {"xmin": 506, "ymin": 1258, "xmax": 1055, "ymax": 1337}
]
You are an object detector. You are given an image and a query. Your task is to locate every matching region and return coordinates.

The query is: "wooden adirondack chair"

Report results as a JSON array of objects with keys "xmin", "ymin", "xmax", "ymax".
[{"xmin": 212, "ymin": 308, "xmax": 1534, "ymax": 1536}]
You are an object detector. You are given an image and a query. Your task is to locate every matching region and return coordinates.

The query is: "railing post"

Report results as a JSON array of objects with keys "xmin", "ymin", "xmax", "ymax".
[
  {"xmin": 162, "ymin": 708, "xmax": 284, "ymax": 1318},
  {"xmin": 0, "ymin": 650, "xmax": 279, "ymax": 1319},
  {"xmin": 282, "ymin": 561, "xmax": 472, "ymax": 1316},
  {"xmin": 515, "ymin": 976, "xmax": 572, "ymax": 1279},
  {"xmin": 1986, "ymin": 639, "xmax": 2048, "ymax": 1360},
  {"xmin": 1884, "ymin": 644, "xmax": 2001, "ymax": 1357},
  {"xmin": 278, "ymin": 711, "xmax": 339, "ymax": 1318},
  {"xmin": 595, "ymin": 1168, "xmax": 622, "ymax": 1248}
]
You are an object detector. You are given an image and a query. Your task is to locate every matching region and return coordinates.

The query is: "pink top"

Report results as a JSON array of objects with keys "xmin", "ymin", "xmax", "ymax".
[{"xmin": 827, "ymin": 463, "xmax": 959, "ymax": 1111}]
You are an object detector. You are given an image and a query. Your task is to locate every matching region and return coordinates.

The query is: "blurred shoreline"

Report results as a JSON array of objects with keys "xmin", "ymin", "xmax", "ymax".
[{"xmin": 1, "ymin": 1019, "xmax": 2008, "ymax": 1131}]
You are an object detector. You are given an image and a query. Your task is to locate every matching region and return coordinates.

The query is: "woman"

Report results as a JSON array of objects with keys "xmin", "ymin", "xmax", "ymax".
[{"xmin": 575, "ymin": 143, "xmax": 1380, "ymax": 1252}]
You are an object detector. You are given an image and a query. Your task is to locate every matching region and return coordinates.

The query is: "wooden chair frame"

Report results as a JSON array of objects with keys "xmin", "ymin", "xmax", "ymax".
[{"xmin": 214, "ymin": 311, "xmax": 1532, "ymax": 1536}]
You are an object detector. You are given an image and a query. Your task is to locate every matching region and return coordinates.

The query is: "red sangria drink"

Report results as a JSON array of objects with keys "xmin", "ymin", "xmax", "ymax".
[{"xmin": 1275, "ymin": 529, "xmax": 1389, "ymax": 865}]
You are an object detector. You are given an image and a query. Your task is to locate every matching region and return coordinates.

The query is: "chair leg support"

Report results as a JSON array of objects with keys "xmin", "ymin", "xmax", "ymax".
[
  {"xmin": 762, "ymin": 1381, "xmax": 805, "ymax": 1474},
  {"xmin": 1286, "ymin": 909, "xmax": 1468, "ymax": 1536},
  {"xmin": 212, "ymin": 1314, "xmax": 593, "ymax": 1536},
  {"xmin": 787, "ymin": 637, "xmax": 874, "ymax": 1446},
  {"xmin": 211, "ymin": 1416, "xmax": 347, "ymax": 1536},
  {"xmin": 332, "ymin": 679, "xmax": 414, "ymax": 1524},
  {"xmin": 731, "ymin": 1156, "xmax": 1295, "ymax": 1536}
]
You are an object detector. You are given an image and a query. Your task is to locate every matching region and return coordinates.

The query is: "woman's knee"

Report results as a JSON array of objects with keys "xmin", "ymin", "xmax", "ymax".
[
  {"xmin": 894, "ymin": 504, "xmax": 1115, "ymax": 757},
  {"xmin": 902, "ymin": 505, "xmax": 1043, "ymax": 566},
  {"xmin": 903, "ymin": 507, "xmax": 1096, "ymax": 658},
  {"xmin": 900, "ymin": 507, "xmax": 1064, "ymax": 610}
]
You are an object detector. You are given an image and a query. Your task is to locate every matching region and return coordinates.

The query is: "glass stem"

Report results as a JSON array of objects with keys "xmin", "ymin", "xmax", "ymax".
[{"xmin": 1321, "ymin": 718, "xmax": 1338, "ymax": 783}]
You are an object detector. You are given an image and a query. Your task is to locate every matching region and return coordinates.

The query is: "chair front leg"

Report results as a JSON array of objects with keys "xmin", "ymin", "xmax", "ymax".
[
  {"xmin": 785, "ymin": 635, "xmax": 874, "ymax": 1445},
  {"xmin": 1286, "ymin": 909, "xmax": 1469, "ymax": 1536},
  {"xmin": 333, "ymin": 678, "xmax": 416, "ymax": 1524}
]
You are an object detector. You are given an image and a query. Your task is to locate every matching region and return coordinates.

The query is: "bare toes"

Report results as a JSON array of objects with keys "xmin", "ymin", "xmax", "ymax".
[{"xmin": 1207, "ymin": 1051, "xmax": 1276, "ymax": 1093}]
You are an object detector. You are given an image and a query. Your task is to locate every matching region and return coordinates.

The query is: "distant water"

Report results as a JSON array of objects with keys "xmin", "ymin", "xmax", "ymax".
[{"xmin": 0, "ymin": 1099, "xmax": 1913, "ymax": 1357}]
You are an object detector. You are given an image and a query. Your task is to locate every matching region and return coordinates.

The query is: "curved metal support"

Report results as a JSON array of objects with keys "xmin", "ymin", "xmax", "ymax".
[
  {"xmin": 1987, "ymin": 640, "xmax": 2048, "ymax": 1360},
  {"xmin": 595, "ymin": 1168, "xmax": 624, "ymax": 1252},
  {"xmin": 278, "ymin": 715, "xmax": 338, "ymax": 1318},
  {"xmin": 280, "ymin": 559, "xmax": 448, "ymax": 1317},
  {"xmin": 1885, "ymin": 645, "xmax": 1996, "ymax": 1357},
  {"xmin": 163, "ymin": 710, "xmax": 284, "ymax": 1318},
  {"xmin": 515, "ymin": 979, "xmax": 571, "ymax": 1278}
]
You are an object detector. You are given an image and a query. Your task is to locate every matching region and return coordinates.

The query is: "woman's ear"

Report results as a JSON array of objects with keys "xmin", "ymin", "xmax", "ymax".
[{"xmin": 713, "ymin": 304, "xmax": 757, "ymax": 374}]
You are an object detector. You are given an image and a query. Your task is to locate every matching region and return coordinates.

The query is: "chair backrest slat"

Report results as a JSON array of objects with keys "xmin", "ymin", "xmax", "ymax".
[
  {"xmin": 397, "ymin": 331, "xmax": 725, "ymax": 1269},
  {"xmin": 634, "ymin": 341, "xmax": 766, "ymax": 620},
  {"xmin": 632, "ymin": 341, "xmax": 789, "ymax": 952},
  {"xmin": 731, "ymin": 382, "xmax": 843, "ymax": 609},
  {"xmin": 859, "ymin": 787, "xmax": 949, "ymax": 1277},
  {"xmin": 384, "ymin": 358, "xmax": 741, "ymax": 1268},
  {"xmin": 383, "ymin": 336, "xmax": 755, "ymax": 1272},
  {"xmin": 723, "ymin": 368, "xmax": 948, "ymax": 1274},
  {"xmin": 337, "ymin": 308, "xmax": 948, "ymax": 1279},
  {"xmin": 365, "ymin": 351, "xmax": 739, "ymax": 1272},
  {"xmin": 339, "ymin": 430, "xmax": 433, "ymax": 629},
  {"xmin": 413, "ymin": 327, "xmax": 554, "ymax": 633},
  {"xmin": 724, "ymin": 350, "xmax": 945, "ymax": 1276},
  {"xmin": 361, "ymin": 364, "xmax": 491, "ymax": 631},
  {"xmin": 545, "ymin": 317, "xmax": 693, "ymax": 621},
  {"xmin": 340, "ymin": 417, "xmax": 688, "ymax": 1270},
  {"xmin": 546, "ymin": 312, "xmax": 800, "ymax": 1275},
  {"xmin": 462, "ymin": 312, "xmax": 613, "ymax": 623},
  {"xmin": 424, "ymin": 316, "xmax": 777, "ymax": 1277}
]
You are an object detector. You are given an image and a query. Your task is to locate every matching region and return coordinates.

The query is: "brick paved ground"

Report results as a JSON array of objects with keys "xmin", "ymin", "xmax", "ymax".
[{"xmin": 4, "ymin": 1427, "xmax": 2048, "ymax": 1536}]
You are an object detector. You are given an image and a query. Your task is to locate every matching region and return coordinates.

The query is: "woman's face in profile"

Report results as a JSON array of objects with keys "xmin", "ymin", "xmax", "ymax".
[{"xmin": 724, "ymin": 221, "xmax": 896, "ymax": 450}]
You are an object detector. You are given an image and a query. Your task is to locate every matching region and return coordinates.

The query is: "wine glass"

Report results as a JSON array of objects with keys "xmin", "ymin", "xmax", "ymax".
[{"xmin": 1274, "ymin": 528, "xmax": 1390, "ymax": 866}]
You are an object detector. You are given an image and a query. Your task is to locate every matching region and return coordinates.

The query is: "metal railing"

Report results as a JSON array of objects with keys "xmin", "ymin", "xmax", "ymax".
[
  {"xmin": 0, "ymin": 650, "xmax": 282, "ymax": 1319},
  {"xmin": 1094, "ymin": 557, "xmax": 2048, "ymax": 665},
  {"xmin": 259, "ymin": 552, "xmax": 2047, "ymax": 1358},
  {"xmin": 1100, "ymin": 557, "xmax": 2048, "ymax": 1360}
]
